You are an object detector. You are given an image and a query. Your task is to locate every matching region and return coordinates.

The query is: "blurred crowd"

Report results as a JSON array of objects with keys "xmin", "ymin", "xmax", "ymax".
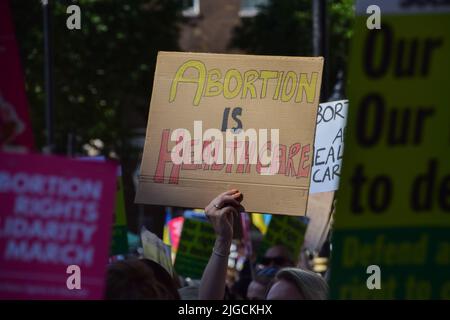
[{"xmin": 106, "ymin": 190, "xmax": 329, "ymax": 300}]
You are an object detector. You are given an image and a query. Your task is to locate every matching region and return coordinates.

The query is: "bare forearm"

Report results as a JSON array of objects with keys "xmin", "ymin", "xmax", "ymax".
[
  {"xmin": 199, "ymin": 237, "xmax": 231, "ymax": 300},
  {"xmin": 200, "ymin": 190, "xmax": 242, "ymax": 300}
]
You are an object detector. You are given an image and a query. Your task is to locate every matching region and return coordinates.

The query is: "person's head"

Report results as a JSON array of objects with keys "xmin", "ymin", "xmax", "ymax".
[
  {"xmin": 266, "ymin": 268, "xmax": 328, "ymax": 300},
  {"xmin": 247, "ymin": 279, "xmax": 267, "ymax": 300},
  {"xmin": 105, "ymin": 258, "xmax": 180, "ymax": 300},
  {"xmin": 247, "ymin": 267, "xmax": 278, "ymax": 300},
  {"xmin": 261, "ymin": 245, "xmax": 294, "ymax": 268}
]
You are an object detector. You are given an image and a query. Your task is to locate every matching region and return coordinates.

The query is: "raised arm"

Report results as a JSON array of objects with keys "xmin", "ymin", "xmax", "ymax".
[{"xmin": 198, "ymin": 190, "xmax": 244, "ymax": 300}]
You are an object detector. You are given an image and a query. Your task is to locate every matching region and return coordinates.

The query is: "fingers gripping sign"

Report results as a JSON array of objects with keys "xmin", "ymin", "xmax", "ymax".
[
  {"xmin": 205, "ymin": 190, "xmax": 245, "ymax": 244},
  {"xmin": 199, "ymin": 190, "xmax": 246, "ymax": 299}
]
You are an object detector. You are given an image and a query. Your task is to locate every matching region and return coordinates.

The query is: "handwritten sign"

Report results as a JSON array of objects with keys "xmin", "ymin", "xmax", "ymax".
[
  {"xmin": 310, "ymin": 100, "xmax": 348, "ymax": 193},
  {"xmin": 0, "ymin": 153, "xmax": 117, "ymax": 299},
  {"xmin": 136, "ymin": 52, "xmax": 323, "ymax": 216}
]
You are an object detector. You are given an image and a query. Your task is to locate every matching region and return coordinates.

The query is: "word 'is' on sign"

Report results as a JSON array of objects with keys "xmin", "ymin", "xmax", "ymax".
[{"xmin": 136, "ymin": 52, "xmax": 323, "ymax": 216}]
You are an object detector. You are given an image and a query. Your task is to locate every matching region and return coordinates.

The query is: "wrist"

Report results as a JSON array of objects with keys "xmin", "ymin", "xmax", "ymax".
[{"xmin": 214, "ymin": 237, "xmax": 232, "ymax": 256}]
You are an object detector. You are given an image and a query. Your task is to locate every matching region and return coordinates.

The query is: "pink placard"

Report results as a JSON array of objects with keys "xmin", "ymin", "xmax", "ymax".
[
  {"xmin": 168, "ymin": 216, "xmax": 184, "ymax": 252},
  {"xmin": 0, "ymin": 1, "xmax": 34, "ymax": 150},
  {"xmin": 0, "ymin": 152, "xmax": 117, "ymax": 299}
]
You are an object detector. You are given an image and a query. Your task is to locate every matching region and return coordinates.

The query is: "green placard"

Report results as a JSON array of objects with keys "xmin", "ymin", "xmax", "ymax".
[
  {"xmin": 257, "ymin": 215, "xmax": 308, "ymax": 262},
  {"xmin": 174, "ymin": 218, "xmax": 216, "ymax": 279},
  {"xmin": 111, "ymin": 176, "xmax": 129, "ymax": 255},
  {"xmin": 330, "ymin": 1, "xmax": 450, "ymax": 299}
]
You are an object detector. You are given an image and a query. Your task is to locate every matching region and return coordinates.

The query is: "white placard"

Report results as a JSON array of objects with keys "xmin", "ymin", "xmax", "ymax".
[{"xmin": 310, "ymin": 100, "xmax": 348, "ymax": 194}]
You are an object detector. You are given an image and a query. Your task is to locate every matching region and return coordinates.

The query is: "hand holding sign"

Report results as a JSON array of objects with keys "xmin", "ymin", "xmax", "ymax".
[
  {"xmin": 200, "ymin": 190, "xmax": 245, "ymax": 299},
  {"xmin": 205, "ymin": 190, "xmax": 244, "ymax": 246}
]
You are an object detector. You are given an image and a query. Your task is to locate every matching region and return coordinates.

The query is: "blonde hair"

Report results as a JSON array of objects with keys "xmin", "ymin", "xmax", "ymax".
[{"xmin": 275, "ymin": 268, "xmax": 329, "ymax": 300}]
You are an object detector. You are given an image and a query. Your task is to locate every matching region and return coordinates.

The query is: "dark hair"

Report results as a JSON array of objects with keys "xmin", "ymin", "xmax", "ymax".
[{"xmin": 105, "ymin": 258, "xmax": 180, "ymax": 300}]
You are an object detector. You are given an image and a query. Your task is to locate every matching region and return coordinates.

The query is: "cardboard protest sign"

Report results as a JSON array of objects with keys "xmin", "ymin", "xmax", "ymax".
[
  {"xmin": 174, "ymin": 217, "xmax": 216, "ymax": 279},
  {"xmin": 136, "ymin": 52, "xmax": 323, "ymax": 216},
  {"xmin": 310, "ymin": 100, "xmax": 348, "ymax": 194},
  {"xmin": 0, "ymin": 152, "xmax": 117, "ymax": 299},
  {"xmin": 0, "ymin": 1, "xmax": 34, "ymax": 151},
  {"xmin": 330, "ymin": 0, "xmax": 450, "ymax": 299},
  {"xmin": 256, "ymin": 215, "xmax": 308, "ymax": 262}
]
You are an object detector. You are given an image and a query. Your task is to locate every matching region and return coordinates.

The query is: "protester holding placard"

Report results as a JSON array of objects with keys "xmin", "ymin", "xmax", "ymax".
[
  {"xmin": 192, "ymin": 189, "xmax": 329, "ymax": 300},
  {"xmin": 198, "ymin": 190, "xmax": 244, "ymax": 300}
]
